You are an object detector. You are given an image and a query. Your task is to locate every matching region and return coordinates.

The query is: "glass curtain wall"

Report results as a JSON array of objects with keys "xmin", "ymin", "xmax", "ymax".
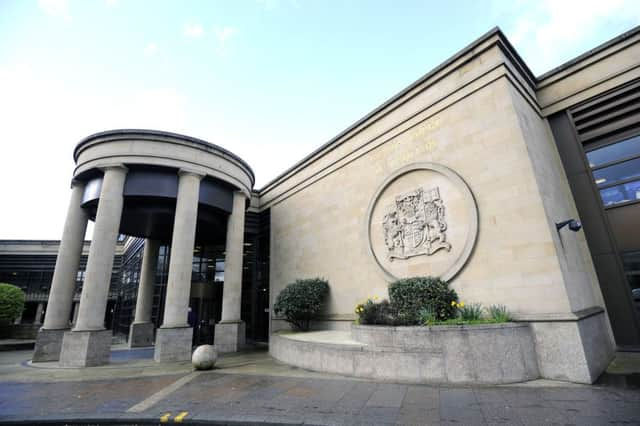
[
  {"xmin": 111, "ymin": 209, "xmax": 271, "ymax": 345},
  {"xmin": 586, "ymin": 134, "xmax": 640, "ymax": 324}
]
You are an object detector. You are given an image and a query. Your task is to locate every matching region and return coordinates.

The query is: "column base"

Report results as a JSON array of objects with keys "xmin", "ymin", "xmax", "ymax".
[
  {"xmin": 215, "ymin": 321, "xmax": 245, "ymax": 353},
  {"xmin": 59, "ymin": 329, "xmax": 112, "ymax": 367},
  {"xmin": 128, "ymin": 322, "xmax": 155, "ymax": 348},
  {"xmin": 154, "ymin": 327, "xmax": 193, "ymax": 362},
  {"xmin": 32, "ymin": 328, "xmax": 68, "ymax": 362},
  {"xmin": 528, "ymin": 308, "xmax": 614, "ymax": 384}
]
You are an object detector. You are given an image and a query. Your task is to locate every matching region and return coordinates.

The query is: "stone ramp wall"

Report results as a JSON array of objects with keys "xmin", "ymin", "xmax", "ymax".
[{"xmin": 270, "ymin": 323, "xmax": 539, "ymax": 385}]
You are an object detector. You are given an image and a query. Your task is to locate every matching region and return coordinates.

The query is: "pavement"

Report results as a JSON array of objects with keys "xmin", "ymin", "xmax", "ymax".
[{"xmin": 0, "ymin": 346, "xmax": 639, "ymax": 425}]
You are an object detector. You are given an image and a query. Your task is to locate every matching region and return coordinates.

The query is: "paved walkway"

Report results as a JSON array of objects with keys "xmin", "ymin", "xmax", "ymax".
[{"xmin": 0, "ymin": 348, "xmax": 639, "ymax": 425}]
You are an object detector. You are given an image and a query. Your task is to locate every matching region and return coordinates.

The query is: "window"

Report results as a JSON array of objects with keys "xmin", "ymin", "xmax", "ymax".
[{"xmin": 587, "ymin": 135, "xmax": 640, "ymax": 207}]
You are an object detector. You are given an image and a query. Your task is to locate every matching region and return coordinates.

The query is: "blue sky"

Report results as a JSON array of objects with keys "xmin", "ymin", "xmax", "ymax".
[{"xmin": 0, "ymin": 0, "xmax": 638, "ymax": 239}]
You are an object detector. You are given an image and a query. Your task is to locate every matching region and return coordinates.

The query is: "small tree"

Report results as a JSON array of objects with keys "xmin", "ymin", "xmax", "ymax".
[
  {"xmin": 0, "ymin": 283, "xmax": 25, "ymax": 325},
  {"xmin": 273, "ymin": 278, "xmax": 329, "ymax": 331}
]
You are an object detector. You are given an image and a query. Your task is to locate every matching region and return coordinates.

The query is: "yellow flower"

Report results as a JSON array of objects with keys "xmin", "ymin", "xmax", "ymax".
[
  {"xmin": 451, "ymin": 301, "xmax": 457, "ymax": 307},
  {"xmin": 373, "ymin": 296, "xmax": 379, "ymax": 301},
  {"xmin": 460, "ymin": 302, "xmax": 465, "ymax": 308}
]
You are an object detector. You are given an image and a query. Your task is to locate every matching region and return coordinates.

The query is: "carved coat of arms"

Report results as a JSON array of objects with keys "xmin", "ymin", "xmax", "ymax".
[{"xmin": 382, "ymin": 187, "xmax": 452, "ymax": 260}]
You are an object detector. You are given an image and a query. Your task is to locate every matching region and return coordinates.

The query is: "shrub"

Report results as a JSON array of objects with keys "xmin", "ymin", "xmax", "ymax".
[
  {"xmin": 0, "ymin": 283, "xmax": 25, "ymax": 325},
  {"xmin": 355, "ymin": 299, "xmax": 398, "ymax": 325},
  {"xmin": 273, "ymin": 278, "xmax": 329, "ymax": 331},
  {"xmin": 488, "ymin": 305, "xmax": 512, "ymax": 322},
  {"xmin": 418, "ymin": 306, "xmax": 437, "ymax": 325},
  {"xmin": 456, "ymin": 302, "xmax": 483, "ymax": 321},
  {"xmin": 388, "ymin": 277, "xmax": 458, "ymax": 324}
]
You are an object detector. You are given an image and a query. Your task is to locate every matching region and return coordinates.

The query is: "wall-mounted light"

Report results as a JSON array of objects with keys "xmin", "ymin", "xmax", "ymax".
[{"xmin": 556, "ymin": 219, "xmax": 582, "ymax": 232}]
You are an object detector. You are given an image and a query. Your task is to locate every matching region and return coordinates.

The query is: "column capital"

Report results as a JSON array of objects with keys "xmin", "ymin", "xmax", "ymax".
[
  {"xmin": 178, "ymin": 168, "xmax": 205, "ymax": 180},
  {"xmin": 69, "ymin": 178, "xmax": 85, "ymax": 190},
  {"xmin": 99, "ymin": 164, "xmax": 128, "ymax": 174}
]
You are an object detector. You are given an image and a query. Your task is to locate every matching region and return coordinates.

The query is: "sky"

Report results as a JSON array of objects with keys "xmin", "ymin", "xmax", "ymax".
[{"xmin": 0, "ymin": 0, "xmax": 638, "ymax": 240}]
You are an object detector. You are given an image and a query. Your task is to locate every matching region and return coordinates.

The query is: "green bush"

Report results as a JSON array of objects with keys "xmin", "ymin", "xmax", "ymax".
[
  {"xmin": 388, "ymin": 277, "xmax": 458, "ymax": 324},
  {"xmin": 418, "ymin": 306, "xmax": 437, "ymax": 325},
  {"xmin": 273, "ymin": 278, "xmax": 329, "ymax": 331},
  {"xmin": 458, "ymin": 303, "xmax": 483, "ymax": 321},
  {"xmin": 0, "ymin": 283, "xmax": 25, "ymax": 325},
  {"xmin": 355, "ymin": 299, "xmax": 398, "ymax": 325},
  {"xmin": 488, "ymin": 305, "xmax": 512, "ymax": 322}
]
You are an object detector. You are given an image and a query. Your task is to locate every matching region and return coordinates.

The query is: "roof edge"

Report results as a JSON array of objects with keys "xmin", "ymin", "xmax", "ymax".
[
  {"xmin": 537, "ymin": 24, "xmax": 640, "ymax": 81},
  {"xmin": 74, "ymin": 129, "xmax": 255, "ymax": 186}
]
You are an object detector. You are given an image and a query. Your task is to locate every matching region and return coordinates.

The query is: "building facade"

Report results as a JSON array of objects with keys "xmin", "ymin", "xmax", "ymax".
[
  {"xmin": 0, "ymin": 240, "xmax": 122, "ymax": 337},
  {"xmin": 0, "ymin": 26, "xmax": 638, "ymax": 382}
]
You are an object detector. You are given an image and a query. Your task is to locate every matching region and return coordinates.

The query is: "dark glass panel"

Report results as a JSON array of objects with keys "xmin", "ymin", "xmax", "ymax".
[
  {"xmin": 594, "ymin": 157, "xmax": 640, "ymax": 187},
  {"xmin": 600, "ymin": 179, "xmax": 640, "ymax": 206},
  {"xmin": 587, "ymin": 135, "xmax": 640, "ymax": 167},
  {"xmin": 622, "ymin": 251, "xmax": 640, "ymax": 324}
]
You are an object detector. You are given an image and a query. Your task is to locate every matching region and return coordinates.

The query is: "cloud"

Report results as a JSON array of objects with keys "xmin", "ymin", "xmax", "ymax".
[
  {"xmin": 215, "ymin": 26, "xmax": 237, "ymax": 43},
  {"xmin": 500, "ymin": 0, "xmax": 640, "ymax": 74},
  {"xmin": 38, "ymin": 0, "xmax": 71, "ymax": 20},
  {"xmin": 184, "ymin": 23, "xmax": 205, "ymax": 38},
  {"xmin": 0, "ymin": 62, "xmax": 195, "ymax": 239},
  {"xmin": 118, "ymin": 88, "xmax": 190, "ymax": 130},
  {"xmin": 143, "ymin": 42, "xmax": 159, "ymax": 57}
]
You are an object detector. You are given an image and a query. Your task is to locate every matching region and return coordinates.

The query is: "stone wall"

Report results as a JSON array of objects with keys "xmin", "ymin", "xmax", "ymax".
[
  {"xmin": 263, "ymin": 29, "xmax": 620, "ymax": 382},
  {"xmin": 271, "ymin": 324, "xmax": 539, "ymax": 384},
  {"xmin": 267, "ymin": 42, "xmax": 581, "ymax": 328}
]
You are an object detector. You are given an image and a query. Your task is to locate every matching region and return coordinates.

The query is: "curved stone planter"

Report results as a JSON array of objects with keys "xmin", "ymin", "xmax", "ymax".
[{"xmin": 270, "ymin": 323, "xmax": 539, "ymax": 384}]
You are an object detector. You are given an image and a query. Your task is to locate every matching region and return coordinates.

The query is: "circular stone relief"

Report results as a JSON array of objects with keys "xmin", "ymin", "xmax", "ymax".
[{"xmin": 367, "ymin": 162, "xmax": 478, "ymax": 282}]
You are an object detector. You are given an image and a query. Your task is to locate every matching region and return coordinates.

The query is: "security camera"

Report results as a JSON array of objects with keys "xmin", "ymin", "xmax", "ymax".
[
  {"xmin": 568, "ymin": 220, "xmax": 582, "ymax": 232},
  {"xmin": 556, "ymin": 219, "xmax": 582, "ymax": 232}
]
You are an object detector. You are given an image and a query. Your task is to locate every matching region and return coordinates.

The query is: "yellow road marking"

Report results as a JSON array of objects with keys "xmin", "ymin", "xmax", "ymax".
[
  {"xmin": 174, "ymin": 411, "xmax": 189, "ymax": 422},
  {"xmin": 160, "ymin": 412, "xmax": 171, "ymax": 423}
]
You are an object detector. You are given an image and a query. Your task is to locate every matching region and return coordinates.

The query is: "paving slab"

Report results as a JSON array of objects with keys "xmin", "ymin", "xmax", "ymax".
[{"xmin": 0, "ymin": 347, "xmax": 639, "ymax": 425}]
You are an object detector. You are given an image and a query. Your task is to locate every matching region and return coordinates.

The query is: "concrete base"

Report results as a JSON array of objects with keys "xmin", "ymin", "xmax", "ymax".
[
  {"xmin": 128, "ymin": 322, "xmax": 155, "ymax": 348},
  {"xmin": 215, "ymin": 321, "xmax": 245, "ymax": 353},
  {"xmin": 59, "ymin": 329, "xmax": 112, "ymax": 367},
  {"xmin": 271, "ymin": 324, "xmax": 540, "ymax": 385},
  {"xmin": 154, "ymin": 327, "xmax": 193, "ymax": 362},
  {"xmin": 32, "ymin": 328, "xmax": 68, "ymax": 362},
  {"xmin": 529, "ymin": 309, "xmax": 615, "ymax": 384}
]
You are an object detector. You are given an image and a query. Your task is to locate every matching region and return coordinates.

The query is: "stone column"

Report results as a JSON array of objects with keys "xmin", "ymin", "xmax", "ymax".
[
  {"xmin": 33, "ymin": 180, "xmax": 89, "ymax": 362},
  {"xmin": 154, "ymin": 170, "xmax": 202, "ymax": 362},
  {"xmin": 216, "ymin": 191, "xmax": 247, "ymax": 352},
  {"xmin": 59, "ymin": 165, "xmax": 127, "ymax": 367},
  {"xmin": 34, "ymin": 303, "xmax": 44, "ymax": 325},
  {"xmin": 129, "ymin": 239, "xmax": 160, "ymax": 348}
]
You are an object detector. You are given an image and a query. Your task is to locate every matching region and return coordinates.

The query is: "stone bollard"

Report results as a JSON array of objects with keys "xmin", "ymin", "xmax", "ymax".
[{"xmin": 191, "ymin": 345, "xmax": 218, "ymax": 370}]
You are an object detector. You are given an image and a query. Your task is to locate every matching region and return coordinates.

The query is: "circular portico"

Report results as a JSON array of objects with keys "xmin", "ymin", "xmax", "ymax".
[{"xmin": 32, "ymin": 130, "xmax": 254, "ymax": 367}]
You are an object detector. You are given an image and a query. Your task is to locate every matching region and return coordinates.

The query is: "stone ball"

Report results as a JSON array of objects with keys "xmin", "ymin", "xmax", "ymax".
[{"xmin": 191, "ymin": 344, "xmax": 218, "ymax": 370}]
